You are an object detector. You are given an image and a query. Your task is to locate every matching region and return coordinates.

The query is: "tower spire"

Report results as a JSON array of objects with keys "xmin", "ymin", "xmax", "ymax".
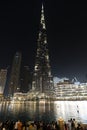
[
  {"xmin": 32, "ymin": 4, "xmax": 53, "ymax": 93},
  {"xmin": 40, "ymin": 3, "xmax": 46, "ymax": 29}
]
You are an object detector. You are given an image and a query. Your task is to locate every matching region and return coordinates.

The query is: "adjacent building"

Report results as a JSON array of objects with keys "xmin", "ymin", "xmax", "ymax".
[
  {"xmin": 0, "ymin": 69, "xmax": 7, "ymax": 98},
  {"xmin": 8, "ymin": 52, "xmax": 22, "ymax": 97},
  {"xmin": 54, "ymin": 78, "xmax": 87, "ymax": 100},
  {"xmin": 20, "ymin": 66, "xmax": 32, "ymax": 93}
]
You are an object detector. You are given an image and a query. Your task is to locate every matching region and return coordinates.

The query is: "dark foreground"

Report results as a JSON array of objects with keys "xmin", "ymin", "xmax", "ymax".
[{"xmin": 0, "ymin": 118, "xmax": 87, "ymax": 130}]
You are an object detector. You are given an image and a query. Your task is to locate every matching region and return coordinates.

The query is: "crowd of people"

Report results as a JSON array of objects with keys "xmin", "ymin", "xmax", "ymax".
[{"xmin": 0, "ymin": 118, "xmax": 87, "ymax": 130}]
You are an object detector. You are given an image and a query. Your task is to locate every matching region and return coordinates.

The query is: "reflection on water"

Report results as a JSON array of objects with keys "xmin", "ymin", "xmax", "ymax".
[{"xmin": 0, "ymin": 101, "xmax": 87, "ymax": 124}]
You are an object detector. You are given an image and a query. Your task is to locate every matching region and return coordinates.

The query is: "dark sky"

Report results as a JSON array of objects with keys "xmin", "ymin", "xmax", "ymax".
[{"xmin": 0, "ymin": 0, "xmax": 87, "ymax": 82}]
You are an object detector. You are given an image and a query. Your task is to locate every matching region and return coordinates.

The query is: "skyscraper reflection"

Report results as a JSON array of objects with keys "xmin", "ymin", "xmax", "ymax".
[{"xmin": 0, "ymin": 101, "xmax": 87, "ymax": 123}]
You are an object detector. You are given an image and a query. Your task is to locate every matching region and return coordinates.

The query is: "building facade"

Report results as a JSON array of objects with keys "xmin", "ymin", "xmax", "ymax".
[{"xmin": 20, "ymin": 66, "xmax": 32, "ymax": 93}]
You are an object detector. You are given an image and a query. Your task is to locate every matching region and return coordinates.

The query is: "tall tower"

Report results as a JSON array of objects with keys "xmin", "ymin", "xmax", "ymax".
[
  {"xmin": 32, "ymin": 4, "xmax": 53, "ymax": 93},
  {"xmin": 8, "ymin": 52, "xmax": 22, "ymax": 97}
]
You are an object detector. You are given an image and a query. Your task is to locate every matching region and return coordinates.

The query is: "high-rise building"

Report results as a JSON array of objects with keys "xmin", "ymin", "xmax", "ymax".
[
  {"xmin": 32, "ymin": 4, "xmax": 53, "ymax": 93},
  {"xmin": 8, "ymin": 52, "xmax": 22, "ymax": 97},
  {"xmin": 0, "ymin": 69, "xmax": 7, "ymax": 97}
]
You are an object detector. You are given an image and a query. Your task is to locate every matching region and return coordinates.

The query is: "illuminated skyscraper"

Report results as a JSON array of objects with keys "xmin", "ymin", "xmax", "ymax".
[
  {"xmin": 0, "ymin": 69, "xmax": 7, "ymax": 97},
  {"xmin": 32, "ymin": 4, "xmax": 53, "ymax": 93},
  {"xmin": 8, "ymin": 52, "xmax": 22, "ymax": 96}
]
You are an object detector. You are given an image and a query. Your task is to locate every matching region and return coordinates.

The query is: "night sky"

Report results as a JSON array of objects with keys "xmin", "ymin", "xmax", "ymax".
[{"xmin": 0, "ymin": 1, "xmax": 87, "ymax": 82}]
